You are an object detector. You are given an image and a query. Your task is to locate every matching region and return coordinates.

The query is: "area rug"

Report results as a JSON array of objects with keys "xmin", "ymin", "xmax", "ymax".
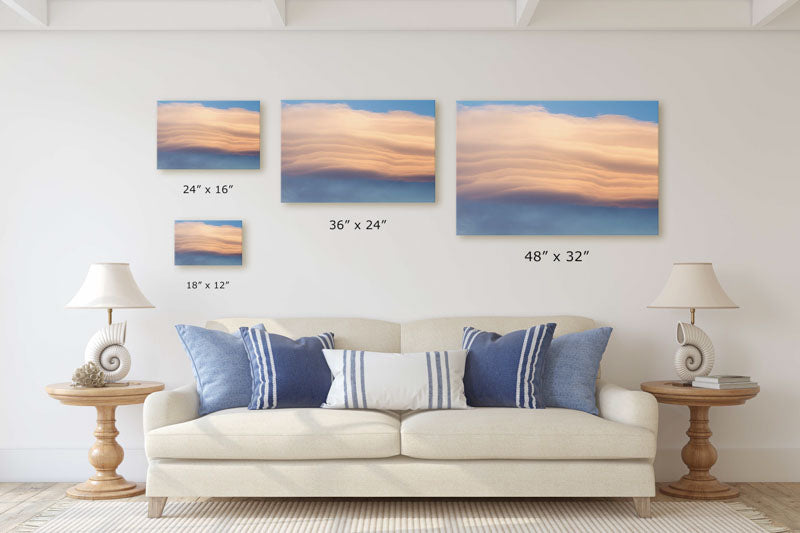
[{"xmin": 13, "ymin": 499, "xmax": 788, "ymax": 532}]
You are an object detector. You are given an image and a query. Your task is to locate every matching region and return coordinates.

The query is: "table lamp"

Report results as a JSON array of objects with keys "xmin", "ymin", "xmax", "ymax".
[
  {"xmin": 66, "ymin": 263, "xmax": 154, "ymax": 383},
  {"xmin": 648, "ymin": 262, "xmax": 738, "ymax": 383}
]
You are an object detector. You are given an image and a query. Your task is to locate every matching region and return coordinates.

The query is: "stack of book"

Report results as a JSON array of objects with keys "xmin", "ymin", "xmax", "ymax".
[{"xmin": 692, "ymin": 375, "xmax": 758, "ymax": 389}]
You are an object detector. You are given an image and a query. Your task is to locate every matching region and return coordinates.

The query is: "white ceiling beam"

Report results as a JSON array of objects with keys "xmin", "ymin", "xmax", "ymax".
[
  {"xmin": 2, "ymin": 0, "xmax": 797, "ymax": 31},
  {"xmin": 515, "ymin": 0, "xmax": 540, "ymax": 26},
  {"xmin": 266, "ymin": 0, "xmax": 286, "ymax": 25},
  {"xmin": 752, "ymin": 0, "xmax": 800, "ymax": 25},
  {"xmin": 1, "ymin": 0, "xmax": 47, "ymax": 26}
]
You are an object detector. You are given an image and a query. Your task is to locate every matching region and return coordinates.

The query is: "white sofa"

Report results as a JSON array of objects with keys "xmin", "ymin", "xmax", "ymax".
[{"xmin": 144, "ymin": 316, "xmax": 658, "ymax": 518}]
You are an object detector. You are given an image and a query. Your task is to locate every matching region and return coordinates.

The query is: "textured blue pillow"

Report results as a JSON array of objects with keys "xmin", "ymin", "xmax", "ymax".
[
  {"xmin": 240, "ymin": 327, "xmax": 334, "ymax": 409},
  {"xmin": 175, "ymin": 324, "xmax": 264, "ymax": 416},
  {"xmin": 542, "ymin": 327, "xmax": 613, "ymax": 415},
  {"xmin": 462, "ymin": 324, "xmax": 556, "ymax": 408}
]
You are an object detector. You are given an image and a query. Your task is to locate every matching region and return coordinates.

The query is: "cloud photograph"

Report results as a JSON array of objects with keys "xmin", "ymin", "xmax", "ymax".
[
  {"xmin": 157, "ymin": 101, "xmax": 260, "ymax": 169},
  {"xmin": 457, "ymin": 101, "xmax": 659, "ymax": 235},
  {"xmin": 281, "ymin": 100, "xmax": 436, "ymax": 202},
  {"xmin": 174, "ymin": 220, "xmax": 243, "ymax": 266}
]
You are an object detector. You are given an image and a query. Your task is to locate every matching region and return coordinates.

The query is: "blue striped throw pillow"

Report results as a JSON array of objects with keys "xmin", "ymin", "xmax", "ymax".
[
  {"xmin": 239, "ymin": 327, "xmax": 334, "ymax": 409},
  {"xmin": 462, "ymin": 324, "xmax": 556, "ymax": 408},
  {"xmin": 321, "ymin": 349, "xmax": 469, "ymax": 410}
]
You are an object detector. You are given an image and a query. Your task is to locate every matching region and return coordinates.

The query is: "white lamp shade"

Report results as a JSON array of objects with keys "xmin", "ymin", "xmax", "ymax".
[
  {"xmin": 66, "ymin": 263, "xmax": 154, "ymax": 309},
  {"xmin": 648, "ymin": 262, "xmax": 737, "ymax": 309}
]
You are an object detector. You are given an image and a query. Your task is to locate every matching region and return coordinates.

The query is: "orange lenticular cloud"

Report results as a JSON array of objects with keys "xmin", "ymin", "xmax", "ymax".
[
  {"xmin": 158, "ymin": 103, "xmax": 260, "ymax": 155},
  {"xmin": 457, "ymin": 104, "xmax": 658, "ymax": 208},
  {"xmin": 282, "ymin": 103, "xmax": 435, "ymax": 182},
  {"xmin": 174, "ymin": 222, "xmax": 242, "ymax": 256}
]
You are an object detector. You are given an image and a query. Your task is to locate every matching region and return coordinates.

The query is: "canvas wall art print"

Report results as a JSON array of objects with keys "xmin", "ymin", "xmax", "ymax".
[
  {"xmin": 174, "ymin": 220, "xmax": 243, "ymax": 266},
  {"xmin": 281, "ymin": 100, "xmax": 435, "ymax": 202},
  {"xmin": 157, "ymin": 101, "xmax": 260, "ymax": 169},
  {"xmin": 457, "ymin": 101, "xmax": 659, "ymax": 235}
]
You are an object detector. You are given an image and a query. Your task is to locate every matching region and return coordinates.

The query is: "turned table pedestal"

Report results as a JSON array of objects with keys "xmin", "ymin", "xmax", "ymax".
[
  {"xmin": 640, "ymin": 380, "xmax": 759, "ymax": 500},
  {"xmin": 45, "ymin": 381, "xmax": 164, "ymax": 500}
]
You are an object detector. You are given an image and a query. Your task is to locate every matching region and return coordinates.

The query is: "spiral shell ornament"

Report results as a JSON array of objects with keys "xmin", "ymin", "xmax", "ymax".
[
  {"xmin": 674, "ymin": 322, "xmax": 715, "ymax": 382},
  {"xmin": 84, "ymin": 322, "xmax": 130, "ymax": 382}
]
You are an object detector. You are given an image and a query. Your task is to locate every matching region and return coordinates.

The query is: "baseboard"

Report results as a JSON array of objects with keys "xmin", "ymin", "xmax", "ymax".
[
  {"xmin": 0, "ymin": 448, "xmax": 148, "ymax": 482},
  {"xmin": 2, "ymin": 447, "xmax": 799, "ymax": 483},
  {"xmin": 654, "ymin": 448, "xmax": 800, "ymax": 482}
]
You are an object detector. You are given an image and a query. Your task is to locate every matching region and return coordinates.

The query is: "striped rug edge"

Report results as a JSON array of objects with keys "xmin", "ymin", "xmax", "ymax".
[{"xmin": 11, "ymin": 499, "xmax": 790, "ymax": 533}]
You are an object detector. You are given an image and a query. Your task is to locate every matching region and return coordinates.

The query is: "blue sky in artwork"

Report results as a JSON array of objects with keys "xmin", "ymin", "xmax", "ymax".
[
  {"xmin": 282, "ymin": 100, "xmax": 435, "ymax": 117},
  {"xmin": 158, "ymin": 100, "xmax": 260, "ymax": 112},
  {"xmin": 457, "ymin": 199, "xmax": 658, "ymax": 235},
  {"xmin": 458, "ymin": 100, "xmax": 658, "ymax": 123},
  {"xmin": 282, "ymin": 176, "xmax": 434, "ymax": 203},
  {"xmin": 176, "ymin": 220, "xmax": 242, "ymax": 228}
]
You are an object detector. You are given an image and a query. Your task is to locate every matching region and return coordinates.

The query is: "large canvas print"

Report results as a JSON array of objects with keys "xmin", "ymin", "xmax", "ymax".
[
  {"xmin": 174, "ymin": 220, "xmax": 243, "ymax": 266},
  {"xmin": 157, "ymin": 101, "xmax": 260, "ymax": 169},
  {"xmin": 457, "ymin": 101, "xmax": 659, "ymax": 235},
  {"xmin": 281, "ymin": 100, "xmax": 435, "ymax": 202}
]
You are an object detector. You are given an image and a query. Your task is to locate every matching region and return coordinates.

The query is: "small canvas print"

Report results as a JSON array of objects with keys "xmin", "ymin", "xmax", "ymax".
[
  {"xmin": 281, "ymin": 100, "xmax": 435, "ymax": 202},
  {"xmin": 457, "ymin": 101, "xmax": 659, "ymax": 235},
  {"xmin": 157, "ymin": 101, "xmax": 260, "ymax": 169},
  {"xmin": 174, "ymin": 220, "xmax": 243, "ymax": 266}
]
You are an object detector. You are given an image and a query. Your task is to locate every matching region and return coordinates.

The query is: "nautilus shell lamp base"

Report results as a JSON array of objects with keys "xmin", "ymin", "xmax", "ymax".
[
  {"xmin": 85, "ymin": 321, "xmax": 132, "ymax": 383},
  {"xmin": 674, "ymin": 320, "xmax": 715, "ymax": 383}
]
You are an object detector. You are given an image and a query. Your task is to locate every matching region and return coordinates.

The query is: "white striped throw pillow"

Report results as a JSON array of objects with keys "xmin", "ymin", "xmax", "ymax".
[{"xmin": 321, "ymin": 349, "xmax": 469, "ymax": 410}]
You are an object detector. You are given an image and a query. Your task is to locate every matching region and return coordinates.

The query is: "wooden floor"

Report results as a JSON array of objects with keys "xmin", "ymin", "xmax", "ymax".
[{"xmin": 1, "ymin": 482, "xmax": 798, "ymax": 532}]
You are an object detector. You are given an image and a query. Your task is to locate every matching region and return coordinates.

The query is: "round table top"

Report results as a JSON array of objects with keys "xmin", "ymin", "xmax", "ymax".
[
  {"xmin": 45, "ymin": 381, "xmax": 165, "ymax": 406},
  {"xmin": 640, "ymin": 380, "xmax": 759, "ymax": 407}
]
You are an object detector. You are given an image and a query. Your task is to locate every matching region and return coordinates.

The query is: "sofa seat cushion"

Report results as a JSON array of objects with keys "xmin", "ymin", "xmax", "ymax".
[
  {"xmin": 400, "ymin": 408, "xmax": 655, "ymax": 460},
  {"xmin": 146, "ymin": 408, "xmax": 400, "ymax": 460}
]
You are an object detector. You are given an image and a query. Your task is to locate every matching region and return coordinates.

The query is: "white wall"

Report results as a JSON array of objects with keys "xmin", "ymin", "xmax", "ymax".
[{"xmin": 1, "ymin": 30, "xmax": 798, "ymax": 483}]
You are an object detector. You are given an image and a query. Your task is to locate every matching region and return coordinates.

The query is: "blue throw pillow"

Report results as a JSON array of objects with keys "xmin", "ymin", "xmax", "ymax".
[
  {"xmin": 240, "ymin": 327, "xmax": 334, "ymax": 409},
  {"xmin": 175, "ymin": 324, "xmax": 265, "ymax": 416},
  {"xmin": 542, "ymin": 327, "xmax": 613, "ymax": 415},
  {"xmin": 462, "ymin": 324, "xmax": 556, "ymax": 408}
]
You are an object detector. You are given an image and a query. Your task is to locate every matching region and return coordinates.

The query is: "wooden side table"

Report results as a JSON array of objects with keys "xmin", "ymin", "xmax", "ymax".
[
  {"xmin": 641, "ymin": 380, "xmax": 759, "ymax": 500},
  {"xmin": 45, "ymin": 381, "xmax": 165, "ymax": 500}
]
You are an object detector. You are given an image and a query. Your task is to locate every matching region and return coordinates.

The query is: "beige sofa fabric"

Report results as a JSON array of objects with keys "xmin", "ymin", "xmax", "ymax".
[
  {"xmin": 400, "ymin": 408, "xmax": 655, "ymax": 460},
  {"xmin": 146, "ymin": 407, "xmax": 401, "ymax": 460},
  {"xmin": 400, "ymin": 316, "xmax": 595, "ymax": 352},
  {"xmin": 147, "ymin": 457, "xmax": 655, "ymax": 498},
  {"xmin": 596, "ymin": 380, "xmax": 659, "ymax": 436},
  {"xmin": 143, "ymin": 383, "xmax": 199, "ymax": 433},
  {"xmin": 207, "ymin": 317, "xmax": 401, "ymax": 353}
]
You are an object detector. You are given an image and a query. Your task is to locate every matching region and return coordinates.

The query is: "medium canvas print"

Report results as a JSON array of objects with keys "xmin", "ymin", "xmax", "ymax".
[
  {"xmin": 157, "ymin": 101, "xmax": 260, "ymax": 169},
  {"xmin": 457, "ymin": 101, "xmax": 659, "ymax": 235},
  {"xmin": 174, "ymin": 220, "xmax": 243, "ymax": 266},
  {"xmin": 281, "ymin": 100, "xmax": 435, "ymax": 202}
]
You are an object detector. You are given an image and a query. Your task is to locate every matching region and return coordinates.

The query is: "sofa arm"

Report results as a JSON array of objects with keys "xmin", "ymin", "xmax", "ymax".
[
  {"xmin": 143, "ymin": 383, "xmax": 200, "ymax": 433},
  {"xmin": 596, "ymin": 380, "xmax": 658, "ymax": 435}
]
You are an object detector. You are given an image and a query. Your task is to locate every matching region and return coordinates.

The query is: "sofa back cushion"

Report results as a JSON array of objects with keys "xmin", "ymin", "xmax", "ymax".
[
  {"xmin": 208, "ymin": 317, "xmax": 401, "ymax": 352},
  {"xmin": 401, "ymin": 316, "xmax": 595, "ymax": 353}
]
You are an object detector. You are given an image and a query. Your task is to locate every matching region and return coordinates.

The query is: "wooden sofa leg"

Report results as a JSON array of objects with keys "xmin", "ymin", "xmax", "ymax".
[
  {"xmin": 633, "ymin": 497, "xmax": 652, "ymax": 518},
  {"xmin": 148, "ymin": 497, "xmax": 167, "ymax": 518}
]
